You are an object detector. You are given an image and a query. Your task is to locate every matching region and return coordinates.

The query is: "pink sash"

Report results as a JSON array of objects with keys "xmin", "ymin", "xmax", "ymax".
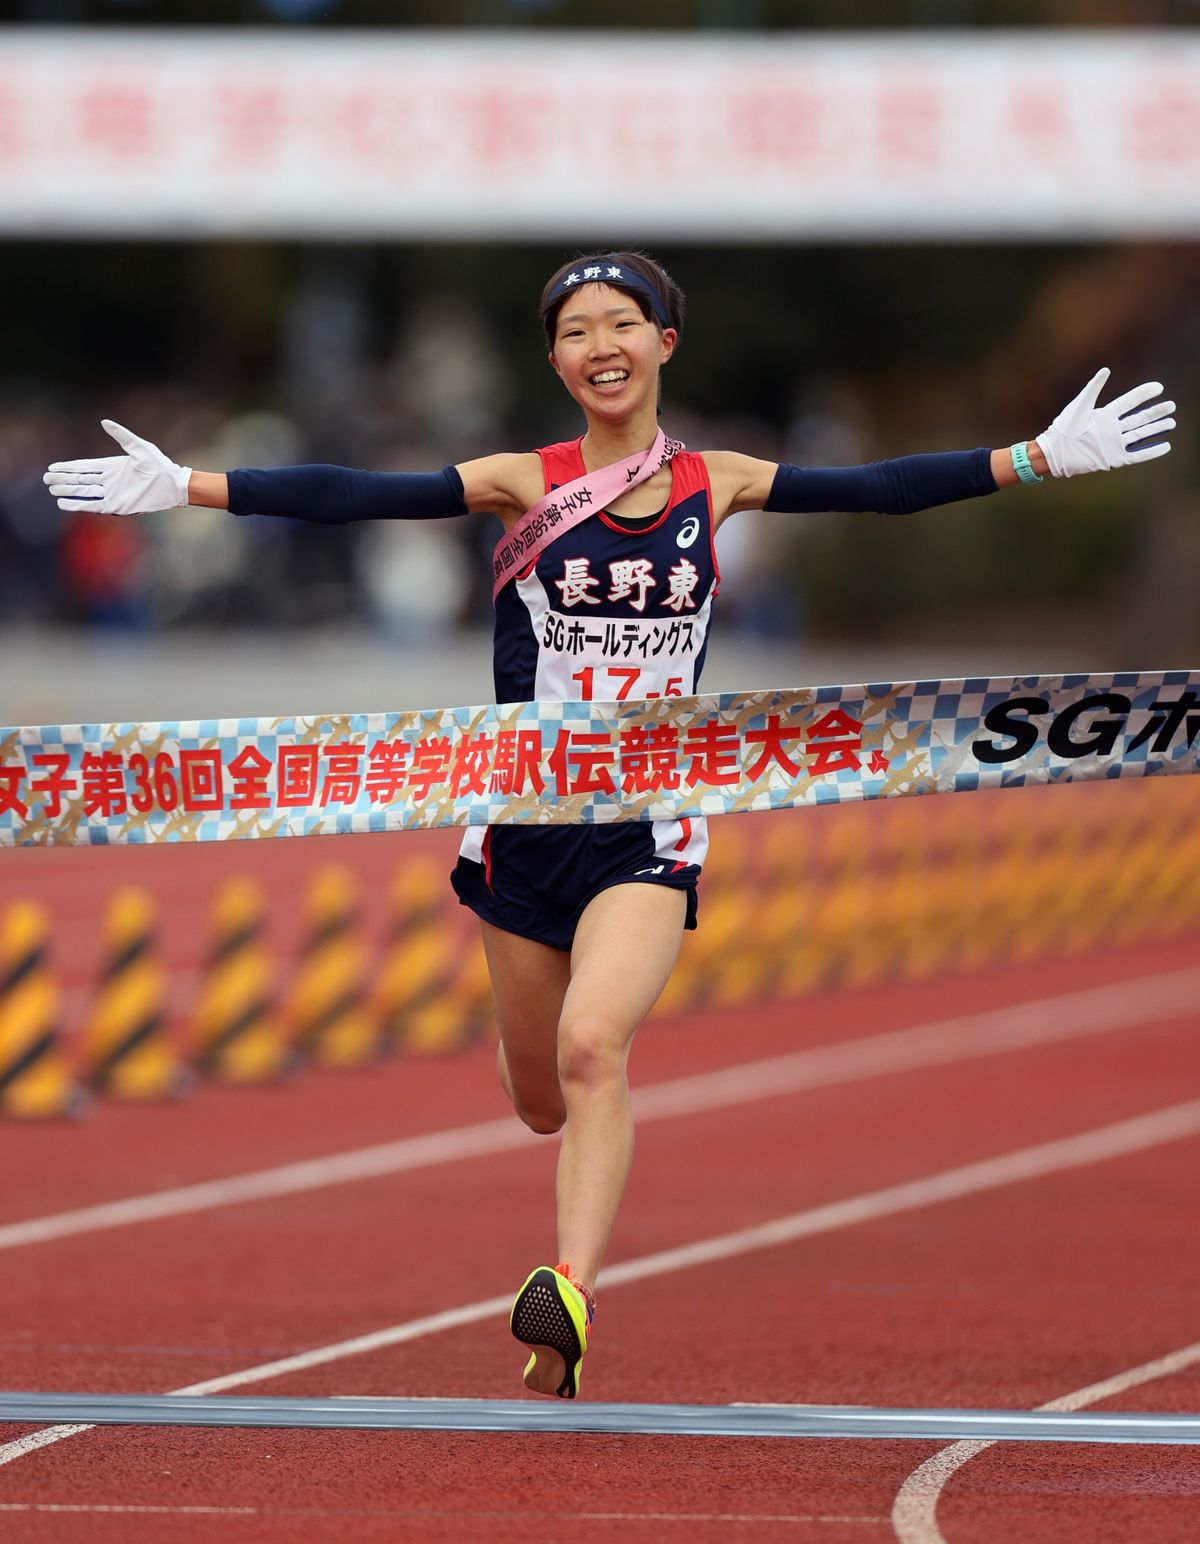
[{"xmin": 492, "ymin": 428, "xmax": 685, "ymax": 602}]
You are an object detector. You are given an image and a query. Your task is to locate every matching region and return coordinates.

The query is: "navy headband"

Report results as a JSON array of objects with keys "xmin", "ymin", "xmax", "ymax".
[{"xmin": 545, "ymin": 259, "xmax": 670, "ymax": 329}]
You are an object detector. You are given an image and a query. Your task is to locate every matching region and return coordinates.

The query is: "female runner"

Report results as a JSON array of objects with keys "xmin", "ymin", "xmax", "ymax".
[{"xmin": 45, "ymin": 250, "xmax": 1174, "ymax": 1400}]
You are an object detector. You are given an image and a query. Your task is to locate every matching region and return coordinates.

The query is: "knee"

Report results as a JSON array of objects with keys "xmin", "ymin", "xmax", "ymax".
[
  {"xmin": 498, "ymin": 1043, "xmax": 566, "ymax": 1134},
  {"xmin": 558, "ymin": 1017, "xmax": 629, "ymax": 1091},
  {"xmin": 515, "ymin": 1100, "xmax": 567, "ymax": 1136}
]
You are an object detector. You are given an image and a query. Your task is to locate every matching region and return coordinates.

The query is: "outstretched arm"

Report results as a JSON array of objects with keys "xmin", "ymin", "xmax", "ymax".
[
  {"xmin": 707, "ymin": 368, "xmax": 1174, "ymax": 528},
  {"xmin": 45, "ymin": 422, "xmax": 543, "ymax": 526}
]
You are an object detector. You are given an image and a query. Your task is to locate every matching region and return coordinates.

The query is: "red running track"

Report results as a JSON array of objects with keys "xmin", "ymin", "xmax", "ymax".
[{"xmin": 1, "ymin": 935, "xmax": 1199, "ymax": 1542}]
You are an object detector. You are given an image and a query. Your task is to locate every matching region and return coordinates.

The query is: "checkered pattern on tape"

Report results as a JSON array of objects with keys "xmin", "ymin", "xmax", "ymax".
[{"xmin": 1, "ymin": 672, "xmax": 1198, "ymax": 847}]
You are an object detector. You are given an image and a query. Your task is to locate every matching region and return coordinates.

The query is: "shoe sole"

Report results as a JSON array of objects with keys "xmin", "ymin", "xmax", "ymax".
[{"xmin": 510, "ymin": 1267, "xmax": 587, "ymax": 1399}]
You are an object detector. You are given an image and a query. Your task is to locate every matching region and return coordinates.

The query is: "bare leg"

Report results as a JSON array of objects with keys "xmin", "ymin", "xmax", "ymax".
[
  {"xmin": 554, "ymin": 884, "xmax": 687, "ymax": 1291},
  {"xmin": 479, "ymin": 920, "xmax": 571, "ymax": 1134}
]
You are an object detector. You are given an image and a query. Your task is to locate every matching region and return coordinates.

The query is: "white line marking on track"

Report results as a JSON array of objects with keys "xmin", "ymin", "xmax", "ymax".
[
  {"xmin": 890, "ymin": 1340, "xmax": 1200, "ymax": 1544},
  {"xmin": 0, "ymin": 1426, "xmax": 91, "ymax": 1463},
  {"xmin": 0, "ymin": 1502, "xmax": 257, "ymax": 1516},
  {"xmin": 2, "ymin": 964, "xmax": 1196, "ymax": 1254},
  {"xmin": 4, "ymin": 1097, "xmax": 1200, "ymax": 1470},
  {"xmin": 0, "ymin": 1502, "xmax": 887, "ymax": 1524},
  {"xmin": 0, "ymin": 1116, "xmax": 535, "ymax": 1253},
  {"xmin": 576, "ymin": 1517, "xmax": 891, "ymax": 1528}
]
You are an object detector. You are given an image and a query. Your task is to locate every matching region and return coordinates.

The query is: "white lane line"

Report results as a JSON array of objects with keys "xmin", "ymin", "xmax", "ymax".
[
  {"xmin": 0, "ymin": 1502, "xmax": 887, "ymax": 1524},
  {"xmin": 577, "ymin": 1517, "xmax": 890, "ymax": 1528},
  {"xmin": 0, "ymin": 1425, "xmax": 92, "ymax": 1463},
  {"xmin": 0, "ymin": 1118, "xmax": 537, "ymax": 1253},
  {"xmin": 4, "ymin": 1096, "xmax": 1199, "ymax": 1469},
  {"xmin": 0, "ymin": 1501, "xmax": 257, "ymax": 1516},
  {"xmin": 3, "ymin": 963, "xmax": 1197, "ymax": 1254},
  {"xmin": 890, "ymin": 1340, "xmax": 1200, "ymax": 1544}
]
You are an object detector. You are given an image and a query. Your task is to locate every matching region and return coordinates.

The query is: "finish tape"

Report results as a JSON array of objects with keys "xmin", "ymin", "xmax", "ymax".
[{"xmin": 2, "ymin": 670, "xmax": 1197, "ymax": 847}]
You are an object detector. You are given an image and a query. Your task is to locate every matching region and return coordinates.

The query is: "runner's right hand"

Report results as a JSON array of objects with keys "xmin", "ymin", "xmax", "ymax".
[{"xmin": 44, "ymin": 420, "xmax": 192, "ymax": 514}]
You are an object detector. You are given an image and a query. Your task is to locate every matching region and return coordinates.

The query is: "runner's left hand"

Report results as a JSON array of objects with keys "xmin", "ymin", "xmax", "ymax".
[{"xmin": 1036, "ymin": 369, "xmax": 1174, "ymax": 478}]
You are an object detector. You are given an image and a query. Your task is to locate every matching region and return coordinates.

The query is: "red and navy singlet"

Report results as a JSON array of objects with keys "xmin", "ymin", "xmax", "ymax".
[{"xmin": 451, "ymin": 437, "xmax": 720, "ymax": 950}]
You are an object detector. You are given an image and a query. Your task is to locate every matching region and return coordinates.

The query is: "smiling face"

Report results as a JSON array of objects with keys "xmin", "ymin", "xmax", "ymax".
[{"xmin": 548, "ymin": 282, "xmax": 677, "ymax": 427}]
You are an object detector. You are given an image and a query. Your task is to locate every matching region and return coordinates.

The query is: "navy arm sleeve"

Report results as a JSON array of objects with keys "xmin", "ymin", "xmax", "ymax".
[
  {"xmin": 766, "ymin": 448, "xmax": 996, "ymax": 517},
  {"xmin": 226, "ymin": 463, "xmax": 468, "ymax": 524}
]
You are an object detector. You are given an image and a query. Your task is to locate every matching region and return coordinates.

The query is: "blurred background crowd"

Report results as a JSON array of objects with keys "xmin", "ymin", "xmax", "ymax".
[
  {"xmin": 1, "ymin": 2, "xmax": 1197, "ymax": 721},
  {"xmin": 4, "ymin": 242, "xmax": 1197, "ymax": 656}
]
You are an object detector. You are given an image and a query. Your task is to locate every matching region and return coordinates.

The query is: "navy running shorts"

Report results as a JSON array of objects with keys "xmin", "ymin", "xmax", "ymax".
[{"xmin": 451, "ymin": 823, "xmax": 701, "ymax": 952}]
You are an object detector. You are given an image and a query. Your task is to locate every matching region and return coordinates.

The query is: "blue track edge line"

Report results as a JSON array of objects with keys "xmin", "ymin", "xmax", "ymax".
[{"xmin": 2, "ymin": 1394, "xmax": 1199, "ymax": 1444}]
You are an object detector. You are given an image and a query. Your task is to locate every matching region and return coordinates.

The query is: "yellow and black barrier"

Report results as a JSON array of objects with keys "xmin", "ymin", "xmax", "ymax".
[
  {"xmin": 0, "ymin": 901, "xmax": 83, "ymax": 1119},
  {"xmin": 373, "ymin": 860, "xmax": 493, "ymax": 1056},
  {"xmin": 373, "ymin": 861, "xmax": 456, "ymax": 1048},
  {"xmin": 652, "ymin": 776, "xmax": 1200, "ymax": 1015},
  {"xmin": 192, "ymin": 878, "xmax": 292, "ymax": 1083},
  {"xmin": 404, "ymin": 940, "xmax": 494, "ymax": 1057},
  {"xmin": 286, "ymin": 867, "xmax": 380, "ymax": 1068},
  {"xmin": 80, "ymin": 889, "xmax": 187, "ymax": 1100},
  {"xmin": 3, "ymin": 776, "xmax": 1199, "ymax": 1119}
]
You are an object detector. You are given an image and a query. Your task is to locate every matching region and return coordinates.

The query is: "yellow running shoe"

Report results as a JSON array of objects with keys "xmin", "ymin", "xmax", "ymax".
[{"xmin": 510, "ymin": 1263, "xmax": 595, "ymax": 1399}]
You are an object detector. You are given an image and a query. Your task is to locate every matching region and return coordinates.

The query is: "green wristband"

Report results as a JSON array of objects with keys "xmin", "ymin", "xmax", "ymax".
[{"xmin": 1010, "ymin": 441, "xmax": 1043, "ymax": 485}]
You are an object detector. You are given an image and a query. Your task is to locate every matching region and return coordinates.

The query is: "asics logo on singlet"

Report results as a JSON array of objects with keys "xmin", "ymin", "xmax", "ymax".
[{"xmin": 676, "ymin": 516, "xmax": 700, "ymax": 549}]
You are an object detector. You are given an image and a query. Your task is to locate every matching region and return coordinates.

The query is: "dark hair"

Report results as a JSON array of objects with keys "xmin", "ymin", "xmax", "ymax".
[{"xmin": 540, "ymin": 250, "xmax": 685, "ymax": 351}]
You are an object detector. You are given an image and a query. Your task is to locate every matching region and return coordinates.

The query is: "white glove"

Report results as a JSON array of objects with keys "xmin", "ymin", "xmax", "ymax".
[
  {"xmin": 43, "ymin": 420, "xmax": 192, "ymax": 514},
  {"xmin": 1036, "ymin": 368, "xmax": 1174, "ymax": 478}
]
